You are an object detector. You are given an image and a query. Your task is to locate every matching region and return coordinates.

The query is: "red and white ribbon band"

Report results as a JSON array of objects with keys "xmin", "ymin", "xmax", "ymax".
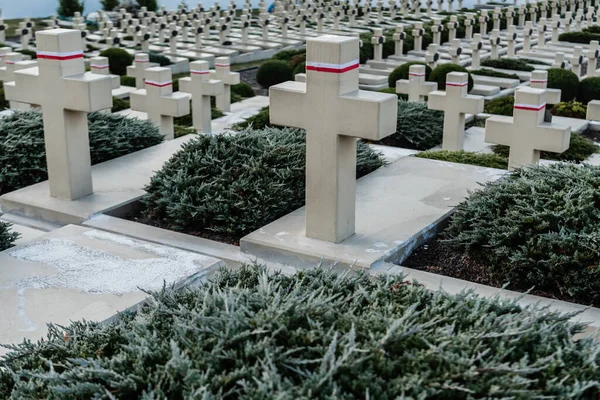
[
  {"xmin": 90, "ymin": 64, "xmax": 109, "ymax": 69},
  {"xmin": 306, "ymin": 59, "xmax": 359, "ymax": 73},
  {"xmin": 135, "ymin": 59, "xmax": 150, "ymax": 63},
  {"xmin": 215, "ymin": 63, "xmax": 230, "ymax": 67},
  {"xmin": 514, "ymin": 102, "xmax": 546, "ymax": 111},
  {"xmin": 37, "ymin": 50, "xmax": 83, "ymax": 61},
  {"xmin": 530, "ymin": 79, "xmax": 548, "ymax": 83},
  {"xmin": 191, "ymin": 70, "xmax": 209, "ymax": 74},
  {"xmin": 146, "ymin": 79, "xmax": 172, "ymax": 87},
  {"xmin": 4, "ymin": 61, "xmax": 15, "ymax": 65},
  {"xmin": 446, "ymin": 82, "xmax": 468, "ymax": 87},
  {"xmin": 409, "ymin": 72, "xmax": 426, "ymax": 76}
]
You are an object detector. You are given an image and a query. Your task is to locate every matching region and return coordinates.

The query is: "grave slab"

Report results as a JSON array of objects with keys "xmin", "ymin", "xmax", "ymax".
[
  {"xmin": 0, "ymin": 225, "xmax": 223, "ymax": 355},
  {"xmin": 470, "ymin": 84, "xmax": 500, "ymax": 96},
  {"xmin": 241, "ymin": 156, "xmax": 505, "ymax": 269}
]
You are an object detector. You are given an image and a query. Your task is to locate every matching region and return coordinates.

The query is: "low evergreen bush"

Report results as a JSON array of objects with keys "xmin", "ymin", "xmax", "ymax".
[
  {"xmin": 231, "ymin": 82, "xmax": 255, "ymax": 98},
  {"xmin": 1, "ymin": 265, "xmax": 599, "ymax": 398},
  {"xmin": 0, "ymin": 111, "xmax": 164, "ymax": 195},
  {"xmin": 148, "ymin": 51, "xmax": 172, "ymax": 66},
  {"xmin": 578, "ymin": 76, "xmax": 600, "ymax": 104},
  {"xmin": 445, "ymin": 164, "xmax": 600, "ymax": 306},
  {"xmin": 484, "ymin": 95, "xmax": 514, "ymax": 116},
  {"xmin": 493, "ymin": 132, "xmax": 598, "ymax": 162},
  {"xmin": 231, "ymin": 106, "xmax": 275, "ymax": 130},
  {"xmin": 415, "ymin": 150, "xmax": 509, "ymax": 169},
  {"xmin": 140, "ymin": 128, "xmax": 383, "ymax": 239},
  {"xmin": 559, "ymin": 30, "xmax": 600, "ymax": 43},
  {"xmin": 256, "ymin": 60, "xmax": 293, "ymax": 88},
  {"xmin": 547, "ymin": 68, "xmax": 580, "ymax": 102},
  {"xmin": 517, "ymin": 57, "xmax": 551, "ymax": 66},
  {"xmin": 470, "ymin": 69, "xmax": 519, "ymax": 79},
  {"xmin": 429, "ymin": 63, "xmax": 474, "ymax": 91},
  {"xmin": 99, "ymin": 48, "xmax": 134, "ymax": 76},
  {"xmin": 550, "ymin": 101, "xmax": 587, "ymax": 119},
  {"xmin": 293, "ymin": 60, "xmax": 306, "ymax": 76},
  {"xmin": 0, "ymin": 216, "xmax": 18, "ymax": 251},
  {"xmin": 111, "ymin": 97, "xmax": 130, "ymax": 113},
  {"xmin": 378, "ymin": 100, "xmax": 444, "ymax": 150},
  {"xmin": 272, "ymin": 48, "xmax": 306, "ymax": 62},
  {"xmin": 119, "ymin": 75, "xmax": 136, "ymax": 87},
  {"xmin": 480, "ymin": 58, "xmax": 534, "ymax": 71},
  {"xmin": 388, "ymin": 61, "xmax": 432, "ymax": 88}
]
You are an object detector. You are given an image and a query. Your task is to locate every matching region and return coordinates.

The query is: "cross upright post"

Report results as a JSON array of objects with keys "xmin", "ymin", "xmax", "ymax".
[
  {"xmin": 371, "ymin": 28, "xmax": 385, "ymax": 61},
  {"xmin": 485, "ymin": 87, "xmax": 571, "ymax": 170},
  {"xmin": 179, "ymin": 60, "xmax": 224, "ymax": 133},
  {"xmin": 393, "ymin": 26, "xmax": 405, "ymax": 56},
  {"xmin": 479, "ymin": 10, "xmax": 489, "ymax": 36},
  {"xmin": 0, "ymin": 20, "xmax": 6, "ymax": 44},
  {"xmin": 396, "ymin": 64, "xmax": 437, "ymax": 102},
  {"xmin": 522, "ymin": 21, "xmax": 533, "ymax": 51},
  {"xmin": 425, "ymin": 44, "xmax": 439, "ymax": 69},
  {"xmin": 449, "ymin": 39, "xmax": 462, "ymax": 64},
  {"xmin": 209, "ymin": 57, "xmax": 240, "ymax": 112},
  {"xmin": 464, "ymin": 13, "xmax": 474, "ymax": 39},
  {"xmin": 506, "ymin": 25, "xmax": 517, "ymax": 57},
  {"xmin": 269, "ymin": 35, "xmax": 397, "ymax": 243},
  {"xmin": 126, "ymin": 53, "xmax": 151, "ymax": 89},
  {"xmin": 537, "ymin": 18, "xmax": 548, "ymax": 47},
  {"xmin": 412, "ymin": 23, "xmax": 424, "ymax": 52},
  {"xmin": 470, "ymin": 33, "xmax": 483, "ymax": 68},
  {"xmin": 5, "ymin": 29, "xmax": 113, "ymax": 200},
  {"xmin": 130, "ymin": 67, "xmax": 191, "ymax": 140},
  {"xmin": 489, "ymin": 29, "xmax": 500, "ymax": 59},
  {"xmin": 586, "ymin": 40, "xmax": 598, "ymax": 77},
  {"xmin": 428, "ymin": 72, "xmax": 483, "ymax": 151},
  {"xmin": 506, "ymin": 6, "xmax": 515, "ymax": 26},
  {"xmin": 569, "ymin": 46, "xmax": 583, "ymax": 76},
  {"xmin": 447, "ymin": 16, "xmax": 458, "ymax": 41}
]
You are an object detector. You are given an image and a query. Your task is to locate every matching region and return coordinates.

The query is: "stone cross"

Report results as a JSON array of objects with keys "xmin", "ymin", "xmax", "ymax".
[
  {"xmin": 561, "ymin": 0, "xmax": 567, "ymax": 15},
  {"xmin": 529, "ymin": 2, "xmax": 538, "ymax": 24},
  {"xmin": 179, "ymin": 61, "xmax": 224, "ymax": 133},
  {"xmin": 447, "ymin": 0, "xmax": 453, "ymax": 13},
  {"xmin": 492, "ymin": 7, "xmax": 502, "ymax": 30},
  {"xmin": 518, "ymin": 4, "xmax": 526, "ymax": 26},
  {"xmin": 464, "ymin": 13, "xmax": 475, "ymax": 39},
  {"xmin": 551, "ymin": 15, "xmax": 561, "ymax": 43},
  {"xmin": 0, "ymin": 47, "xmax": 11, "ymax": 68},
  {"xmin": 570, "ymin": 47, "xmax": 583, "ymax": 76},
  {"xmin": 269, "ymin": 35, "xmax": 398, "ymax": 243},
  {"xmin": 130, "ymin": 67, "xmax": 191, "ymax": 140},
  {"xmin": 586, "ymin": 40, "xmax": 598, "ymax": 77},
  {"xmin": 489, "ymin": 29, "xmax": 501, "ymax": 59},
  {"xmin": 431, "ymin": 18, "xmax": 443, "ymax": 46},
  {"xmin": 506, "ymin": 6, "xmax": 515, "ymax": 26},
  {"xmin": 5, "ymin": 29, "xmax": 113, "ymax": 200},
  {"xmin": 574, "ymin": 11, "xmax": 583, "ymax": 30},
  {"xmin": 89, "ymin": 56, "xmax": 120, "ymax": 90},
  {"xmin": 393, "ymin": 26, "xmax": 405, "ymax": 56},
  {"xmin": 564, "ymin": 12, "xmax": 573, "ymax": 33},
  {"xmin": 126, "ymin": 53, "xmax": 151, "ymax": 89},
  {"xmin": 412, "ymin": 0, "xmax": 421, "ymax": 18},
  {"xmin": 0, "ymin": 20, "xmax": 6, "ymax": 44},
  {"xmin": 485, "ymin": 87, "xmax": 571, "ymax": 170},
  {"xmin": 396, "ymin": 64, "xmax": 437, "ymax": 102},
  {"xmin": 110, "ymin": 28, "xmax": 121, "ymax": 47},
  {"xmin": 530, "ymin": 70, "xmax": 561, "ymax": 104},
  {"xmin": 522, "ymin": 21, "xmax": 533, "ymax": 52},
  {"xmin": 425, "ymin": 44, "xmax": 439, "ymax": 69},
  {"xmin": 479, "ymin": 10, "xmax": 489, "ymax": 36},
  {"xmin": 586, "ymin": 6, "xmax": 595, "ymax": 27},
  {"xmin": 449, "ymin": 38, "xmax": 462, "ymax": 64},
  {"xmin": 540, "ymin": 0, "xmax": 548, "ymax": 19},
  {"xmin": 371, "ymin": 28, "xmax": 385, "ymax": 61},
  {"xmin": 209, "ymin": 57, "xmax": 240, "ymax": 112},
  {"xmin": 0, "ymin": 53, "xmax": 36, "ymax": 109},
  {"xmin": 428, "ymin": 72, "xmax": 483, "ymax": 151},
  {"xmin": 470, "ymin": 34, "xmax": 483, "ymax": 69},
  {"xmin": 18, "ymin": 22, "xmax": 31, "ymax": 49},
  {"xmin": 412, "ymin": 22, "xmax": 424, "ymax": 52},
  {"xmin": 447, "ymin": 16, "xmax": 458, "ymax": 42},
  {"xmin": 586, "ymin": 99, "xmax": 600, "ymax": 120},
  {"xmin": 506, "ymin": 25, "xmax": 517, "ymax": 58},
  {"xmin": 552, "ymin": 0, "xmax": 558, "ymax": 15},
  {"xmin": 537, "ymin": 18, "xmax": 548, "ymax": 47},
  {"xmin": 168, "ymin": 23, "xmax": 179, "ymax": 54},
  {"xmin": 553, "ymin": 52, "xmax": 567, "ymax": 68}
]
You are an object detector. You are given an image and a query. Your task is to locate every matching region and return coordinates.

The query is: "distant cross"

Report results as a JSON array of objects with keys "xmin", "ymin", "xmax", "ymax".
[
  {"xmin": 489, "ymin": 29, "xmax": 500, "ymax": 59},
  {"xmin": 586, "ymin": 40, "xmax": 598, "ymax": 78},
  {"xmin": 396, "ymin": 64, "xmax": 437, "ymax": 102},
  {"xmin": 586, "ymin": 99, "xmax": 600, "ymax": 121},
  {"xmin": 431, "ymin": 18, "xmax": 443, "ymax": 46},
  {"xmin": 449, "ymin": 38, "xmax": 462, "ymax": 64},
  {"xmin": 479, "ymin": 10, "xmax": 489, "ymax": 36},
  {"xmin": 179, "ymin": 60, "xmax": 224, "ymax": 133},
  {"xmin": 89, "ymin": 56, "xmax": 120, "ymax": 90},
  {"xmin": 126, "ymin": 53, "xmax": 151, "ymax": 89},
  {"xmin": 428, "ymin": 72, "xmax": 483, "ymax": 151},
  {"xmin": 464, "ymin": 13, "xmax": 474, "ymax": 39},
  {"xmin": 17, "ymin": 21, "xmax": 31, "ymax": 49},
  {"xmin": 506, "ymin": 25, "xmax": 517, "ymax": 58},
  {"xmin": 0, "ymin": 19, "xmax": 6, "ymax": 44},
  {"xmin": 209, "ymin": 57, "xmax": 240, "ymax": 112},
  {"xmin": 530, "ymin": 70, "xmax": 561, "ymax": 104},
  {"xmin": 392, "ymin": 26, "xmax": 405, "ymax": 56},
  {"xmin": 485, "ymin": 87, "xmax": 571, "ymax": 170},
  {"xmin": 371, "ymin": 28, "xmax": 385, "ymax": 61},
  {"xmin": 0, "ymin": 53, "xmax": 36, "ymax": 109},
  {"xmin": 522, "ymin": 21, "xmax": 533, "ymax": 51},
  {"xmin": 425, "ymin": 44, "xmax": 439, "ymax": 69},
  {"xmin": 269, "ymin": 35, "xmax": 398, "ymax": 243},
  {"xmin": 537, "ymin": 18, "xmax": 548, "ymax": 47},
  {"xmin": 130, "ymin": 66, "xmax": 191, "ymax": 140},
  {"xmin": 412, "ymin": 23, "xmax": 424, "ymax": 52},
  {"xmin": 6, "ymin": 29, "xmax": 113, "ymax": 200},
  {"xmin": 447, "ymin": 16, "xmax": 458, "ymax": 41},
  {"xmin": 569, "ymin": 46, "xmax": 583, "ymax": 76},
  {"xmin": 506, "ymin": 6, "xmax": 515, "ymax": 26}
]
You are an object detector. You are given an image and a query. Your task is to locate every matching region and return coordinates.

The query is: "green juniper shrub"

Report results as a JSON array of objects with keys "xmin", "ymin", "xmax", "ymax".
[
  {"xmin": 122, "ymin": 35, "xmax": 134, "ymax": 41},
  {"xmin": 140, "ymin": 128, "xmax": 383, "ymax": 239},
  {"xmin": 470, "ymin": 69, "xmax": 519, "ymax": 80},
  {"xmin": 0, "ymin": 110, "xmax": 164, "ymax": 195},
  {"xmin": 1, "ymin": 265, "xmax": 599, "ymax": 398},
  {"xmin": 559, "ymin": 30, "xmax": 600, "ymax": 43},
  {"xmin": 256, "ymin": 60, "xmax": 293, "ymax": 88},
  {"xmin": 430, "ymin": 63, "xmax": 474, "ymax": 91},
  {"xmin": 492, "ymin": 132, "xmax": 598, "ymax": 162},
  {"xmin": 484, "ymin": 95, "xmax": 515, "ymax": 116},
  {"xmin": 415, "ymin": 150, "xmax": 509, "ymax": 169},
  {"xmin": 111, "ymin": 97, "xmax": 130, "ymax": 113},
  {"xmin": 232, "ymin": 106, "xmax": 275, "ymax": 130},
  {"xmin": 480, "ymin": 58, "xmax": 535, "ymax": 71},
  {"xmin": 0, "ymin": 216, "xmax": 19, "ymax": 252},
  {"xmin": 174, "ymin": 125, "xmax": 196, "ymax": 138},
  {"xmin": 231, "ymin": 82, "xmax": 255, "ymax": 98},
  {"xmin": 99, "ymin": 48, "xmax": 134, "ymax": 76},
  {"xmin": 101, "ymin": 0, "xmax": 120, "ymax": 11},
  {"xmin": 445, "ymin": 164, "xmax": 600, "ymax": 306},
  {"xmin": 550, "ymin": 101, "xmax": 587, "ymax": 119},
  {"xmin": 547, "ymin": 68, "xmax": 580, "ymax": 102},
  {"xmin": 230, "ymin": 92, "xmax": 243, "ymax": 104},
  {"xmin": 17, "ymin": 49, "xmax": 37, "ymax": 59},
  {"xmin": 293, "ymin": 61, "xmax": 306, "ymax": 76},
  {"xmin": 272, "ymin": 48, "xmax": 306, "ymax": 62},
  {"xmin": 119, "ymin": 75, "xmax": 136, "ymax": 87},
  {"xmin": 377, "ymin": 100, "xmax": 444, "ymax": 150},
  {"xmin": 578, "ymin": 76, "xmax": 600, "ymax": 104},
  {"xmin": 388, "ymin": 61, "xmax": 432, "ymax": 88},
  {"xmin": 148, "ymin": 52, "xmax": 172, "ymax": 66}
]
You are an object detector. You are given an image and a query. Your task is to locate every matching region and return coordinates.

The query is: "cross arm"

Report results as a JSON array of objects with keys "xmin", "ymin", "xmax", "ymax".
[
  {"xmin": 484, "ymin": 115, "xmax": 514, "ymax": 146},
  {"xmin": 179, "ymin": 76, "xmax": 192, "ymax": 93},
  {"xmin": 202, "ymin": 79, "xmax": 224, "ymax": 96},
  {"xmin": 8, "ymin": 67, "xmax": 45, "ymax": 105},
  {"xmin": 543, "ymin": 88, "xmax": 561, "ymax": 105},
  {"xmin": 160, "ymin": 92, "xmax": 191, "ymax": 117},
  {"xmin": 587, "ymin": 100, "xmax": 600, "ymax": 121},
  {"xmin": 532, "ymin": 124, "xmax": 571, "ymax": 153},
  {"xmin": 269, "ymin": 81, "xmax": 307, "ymax": 129},
  {"xmin": 63, "ymin": 73, "xmax": 113, "ymax": 112},
  {"xmin": 429, "ymin": 91, "xmax": 484, "ymax": 115},
  {"xmin": 130, "ymin": 89, "xmax": 147, "ymax": 112},
  {"xmin": 427, "ymin": 90, "xmax": 446, "ymax": 111},
  {"xmin": 337, "ymin": 90, "xmax": 398, "ymax": 141}
]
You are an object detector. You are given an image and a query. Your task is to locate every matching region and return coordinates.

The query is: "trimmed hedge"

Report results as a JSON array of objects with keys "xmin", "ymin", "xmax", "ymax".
[
  {"xmin": 256, "ymin": 60, "xmax": 293, "ymax": 88},
  {"xmin": 0, "ymin": 216, "xmax": 18, "ymax": 252},
  {"xmin": 578, "ymin": 76, "xmax": 600, "ymax": 105},
  {"xmin": 148, "ymin": 52, "xmax": 172, "ymax": 66},
  {"xmin": 140, "ymin": 128, "xmax": 384, "ymax": 239},
  {"xmin": 559, "ymin": 30, "xmax": 600, "ymax": 44},
  {"xmin": 429, "ymin": 63, "xmax": 474, "ymax": 91},
  {"xmin": 484, "ymin": 95, "xmax": 514, "ymax": 116},
  {"xmin": 550, "ymin": 101, "xmax": 587, "ymax": 119},
  {"xmin": 293, "ymin": 61, "xmax": 306, "ymax": 76},
  {"xmin": 99, "ymin": 48, "xmax": 134, "ymax": 76},
  {"xmin": 377, "ymin": 100, "xmax": 444, "ymax": 150},
  {"xmin": 493, "ymin": 132, "xmax": 598, "ymax": 163},
  {"xmin": 444, "ymin": 164, "xmax": 600, "ymax": 307},
  {"xmin": 119, "ymin": 75, "xmax": 136, "ymax": 87},
  {"xmin": 480, "ymin": 58, "xmax": 534, "ymax": 72},
  {"xmin": 111, "ymin": 97, "xmax": 130, "ymax": 113},
  {"xmin": 470, "ymin": 69, "xmax": 519, "ymax": 80},
  {"xmin": 0, "ymin": 111, "xmax": 164, "ymax": 195},
  {"xmin": 1, "ymin": 265, "xmax": 598, "ymax": 398},
  {"xmin": 388, "ymin": 61, "xmax": 432, "ymax": 88},
  {"xmin": 415, "ymin": 150, "xmax": 509, "ymax": 169},
  {"xmin": 231, "ymin": 82, "xmax": 255, "ymax": 98},
  {"xmin": 547, "ymin": 68, "xmax": 580, "ymax": 102}
]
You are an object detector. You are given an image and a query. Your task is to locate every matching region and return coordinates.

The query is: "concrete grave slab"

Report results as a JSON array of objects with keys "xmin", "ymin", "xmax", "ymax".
[
  {"xmin": 241, "ymin": 156, "xmax": 505, "ymax": 269},
  {"xmin": 0, "ymin": 225, "xmax": 223, "ymax": 355}
]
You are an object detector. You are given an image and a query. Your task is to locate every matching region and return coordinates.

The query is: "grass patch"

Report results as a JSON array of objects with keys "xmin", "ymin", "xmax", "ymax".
[{"xmin": 415, "ymin": 150, "xmax": 509, "ymax": 169}]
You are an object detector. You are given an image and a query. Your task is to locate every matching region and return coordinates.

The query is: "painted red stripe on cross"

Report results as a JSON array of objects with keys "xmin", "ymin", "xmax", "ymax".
[
  {"xmin": 306, "ymin": 63, "xmax": 359, "ymax": 73},
  {"xmin": 37, "ymin": 53, "xmax": 83, "ymax": 61},
  {"xmin": 514, "ymin": 103, "xmax": 546, "ymax": 111},
  {"xmin": 191, "ymin": 70, "xmax": 209, "ymax": 74},
  {"xmin": 91, "ymin": 65, "xmax": 109, "ymax": 69},
  {"xmin": 409, "ymin": 72, "xmax": 425, "ymax": 76},
  {"xmin": 146, "ymin": 81, "xmax": 173, "ymax": 87},
  {"xmin": 446, "ymin": 82, "xmax": 468, "ymax": 87}
]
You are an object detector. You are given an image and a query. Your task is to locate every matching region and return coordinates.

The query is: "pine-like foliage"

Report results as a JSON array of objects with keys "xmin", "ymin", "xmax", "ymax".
[
  {"xmin": 0, "ymin": 215, "xmax": 18, "ymax": 251},
  {"xmin": 377, "ymin": 100, "xmax": 444, "ymax": 150},
  {"xmin": 141, "ymin": 127, "xmax": 384, "ymax": 239},
  {"xmin": 445, "ymin": 164, "xmax": 600, "ymax": 306},
  {"xmin": 415, "ymin": 150, "xmax": 509, "ymax": 169},
  {"xmin": 1, "ymin": 265, "xmax": 598, "ymax": 398},
  {"xmin": 0, "ymin": 111, "xmax": 164, "ymax": 195}
]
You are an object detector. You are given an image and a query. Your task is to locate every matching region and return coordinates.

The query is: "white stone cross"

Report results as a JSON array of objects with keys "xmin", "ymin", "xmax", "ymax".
[
  {"xmin": 425, "ymin": 44, "xmax": 439, "ymax": 69},
  {"xmin": 396, "ymin": 64, "xmax": 437, "ymax": 102},
  {"xmin": 0, "ymin": 47, "xmax": 12, "ymax": 68},
  {"xmin": 17, "ymin": 21, "xmax": 32, "ymax": 49},
  {"xmin": 269, "ymin": 35, "xmax": 398, "ymax": 243},
  {"xmin": 179, "ymin": 61, "xmax": 224, "ymax": 133},
  {"xmin": 489, "ymin": 29, "xmax": 500, "ymax": 59},
  {"xmin": 518, "ymin": 5, "xmax": 526, "ymax": 27},
  {"xmin": 506, "ymin": 6, "xmax": 515, "ymax": 26},
  {"xmin": 553, "ymin": 52, "xmax": 567, "ymax": 69},
  {"xmin": 431, "ymin": 18, "xmax": 443, "ymax": 46},
  {"xmin": 447, "ymin": 16, "xmax": 458, "ymax": 41},
  {"xmin": 470, "ymin": 33, "xmax": 483, "ymax": 68},
  {"xmin": 126, "ymin": 53, "xmax": 151, "ymax": 89},
  {"xmin": 89, "ymin": 56, "xmax": 120, "ymax": 90},
  {"xmin": 412, "ymin": 22, "xmax": 424, "ymax": 52},
  {"xmin": 479, "ymin": 10, "xmax": 489, "ymax": 36},
  {"xmin": 529, "ymin": 2, "xmax": 538, "ymax": 24},
  {"xmin": 209, "ymin": 57, "xmax": 240, "ymax": 112},
  {"xmin": 464, "ymin": 13, "xmax": 475, "ymax": 39},
  {"xmin": 586, "ymin": 99, "xmax": 600, "ymax": 120},
  {"xmin": 0, "ymin": 20, "xmax": 6, "ymax": 44},
  {"xmin": 428, "ymin": 72, "xmax": 483, "ymax": 151},
  {"xmin": 522, "ymin": 21, "xmax": 533, "ymax": 52},
  {"xmin": 371, "ymin": 28, "xmax": 385, "ymax": 61},
  {"xmin": 5, "ymin": 29, "xmax": 113, "ymax": 200},
  {"xmin": 569, "ymin": 46, "xmax": 583, "ymax": 76},
  {"xmin": 586, "ymin": 40, "xmax": 598, "ymax": 78},
  {"xmin": 506, "ymin": 25, "xmax": 517, "ymax": 58},
  {"xmin": 537, "ymin": 18, "xmax": 548, "ymax": 47},
  {"xmin": 393, "ymin": 26, "xmax": 405, "ymax": 56},
  {"xmin": 492, "ymin": 7, "xmax": 502, "ymax": 30},
  {"xmin": 130, "ymin": 67, "xmax": 190, "ymax": 140},
  {"xmin": 449, "ymin": 38, "xmax": 462, "ymax": 64},
  {"xmin": 530, "ymin": 70, "xmax": 561, "ymax": 104},
  {"xmin": 485, "ymin": 87, "xmax": 571, "ymax": 170},
  {"xmin": 0, "ymin": 53, "xmax": 37, "ymax": 109}
]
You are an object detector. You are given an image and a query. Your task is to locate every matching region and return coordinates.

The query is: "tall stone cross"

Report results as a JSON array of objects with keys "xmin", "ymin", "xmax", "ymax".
[
  {"xmin": 569, "ymin": 46, "xmax": 583, "ymax": 76},
  {"xmin": 89, "ymin": 56, "xmax": 120, "ymax": 90},
  {"xmin": 506, "ymin": 25, "xmax": 517, "ymax": 57},
  {"xmin": 464, "ymin": 13, "xmax": 475, "ymax": 39},
  {"xmin": 209, "ymin": 57, "xmax": 240, "ymax": 112},
  {"xmin": 586, "ymin": 40, "xmax": 598, "ymax": 78},
  {"xmin": 130, "ymin": 67, "xmax": 191, "ymax": 140},
  {"xmin": 425, "ymin": 44, "xmax": 439, "ymax": 69},
  {"xmin": 449, "ymin": 39, "xmax": 462, "ymax": 64},
  {"xmin": 393, "ymin": 26, "xmax": 404, "ymax": 56},
  {"xmin": 269, "ymin": 35, "xmax": 398, "ymax": 243},
  {"xmin": 396, "ymin": 64, "xmax": 437, "ymax": 102},
  {"xmin": 447, "ymin": 16, "xmax": 458, "ymax": 41},
  {"xmin": 470, "ymin": 33, "xmax": 483, "ymax": 68},
  {"xmin": 506, "ymin": 6, "xmax": 515, "ymax": 26},
  {"xmin": 522, "ymin": 21, "xmax": 533, "ymax": 52},
  {"xmin": 431, "ymin": 18, "xmax": 443, "ymax": 46},
  {"xmin": 537, "ymin": 18, "xmax": 548, "ymax": 47},
  {"xmin": 485, "ymin": 87, "xmax": 571, "ymax": 170},
  {"xmin": 479, "ymin": 10, "xmax": 489, "ymax": 36},
  {"xmin": 5, "ymin": 29, "xmax": 113, "ymax": 200},
  {"xmin": 489, "ymin": 29, "xmax": 500, "ymax": 59},
  {"xmin": 0, "ymin": 20, "xmax": 6, "ymax": 44},
  {"xmin": 412, "ymin": 23, "xmax": 424, "ymax": 52},
  {"xmin": 179, "ymin": 61, "xmax": 224, "ymax": 133},
  {"xmin": 530, "ymin": 70, "xmax": 561, "ymax": 104},
  {"xmin": 126, "ymin": 53, "xmax": 151, "ymax": 89},
  {"xmin": 428, "ymin": 72, "xmax": 483, "ymax": 151},
  {"xmin": 586, "ymin": 99, "xmax": 600, "ymax": 121},
  {"xmin": 371, "ymin": 28, "xmax": 385, "ymax": 61}
]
